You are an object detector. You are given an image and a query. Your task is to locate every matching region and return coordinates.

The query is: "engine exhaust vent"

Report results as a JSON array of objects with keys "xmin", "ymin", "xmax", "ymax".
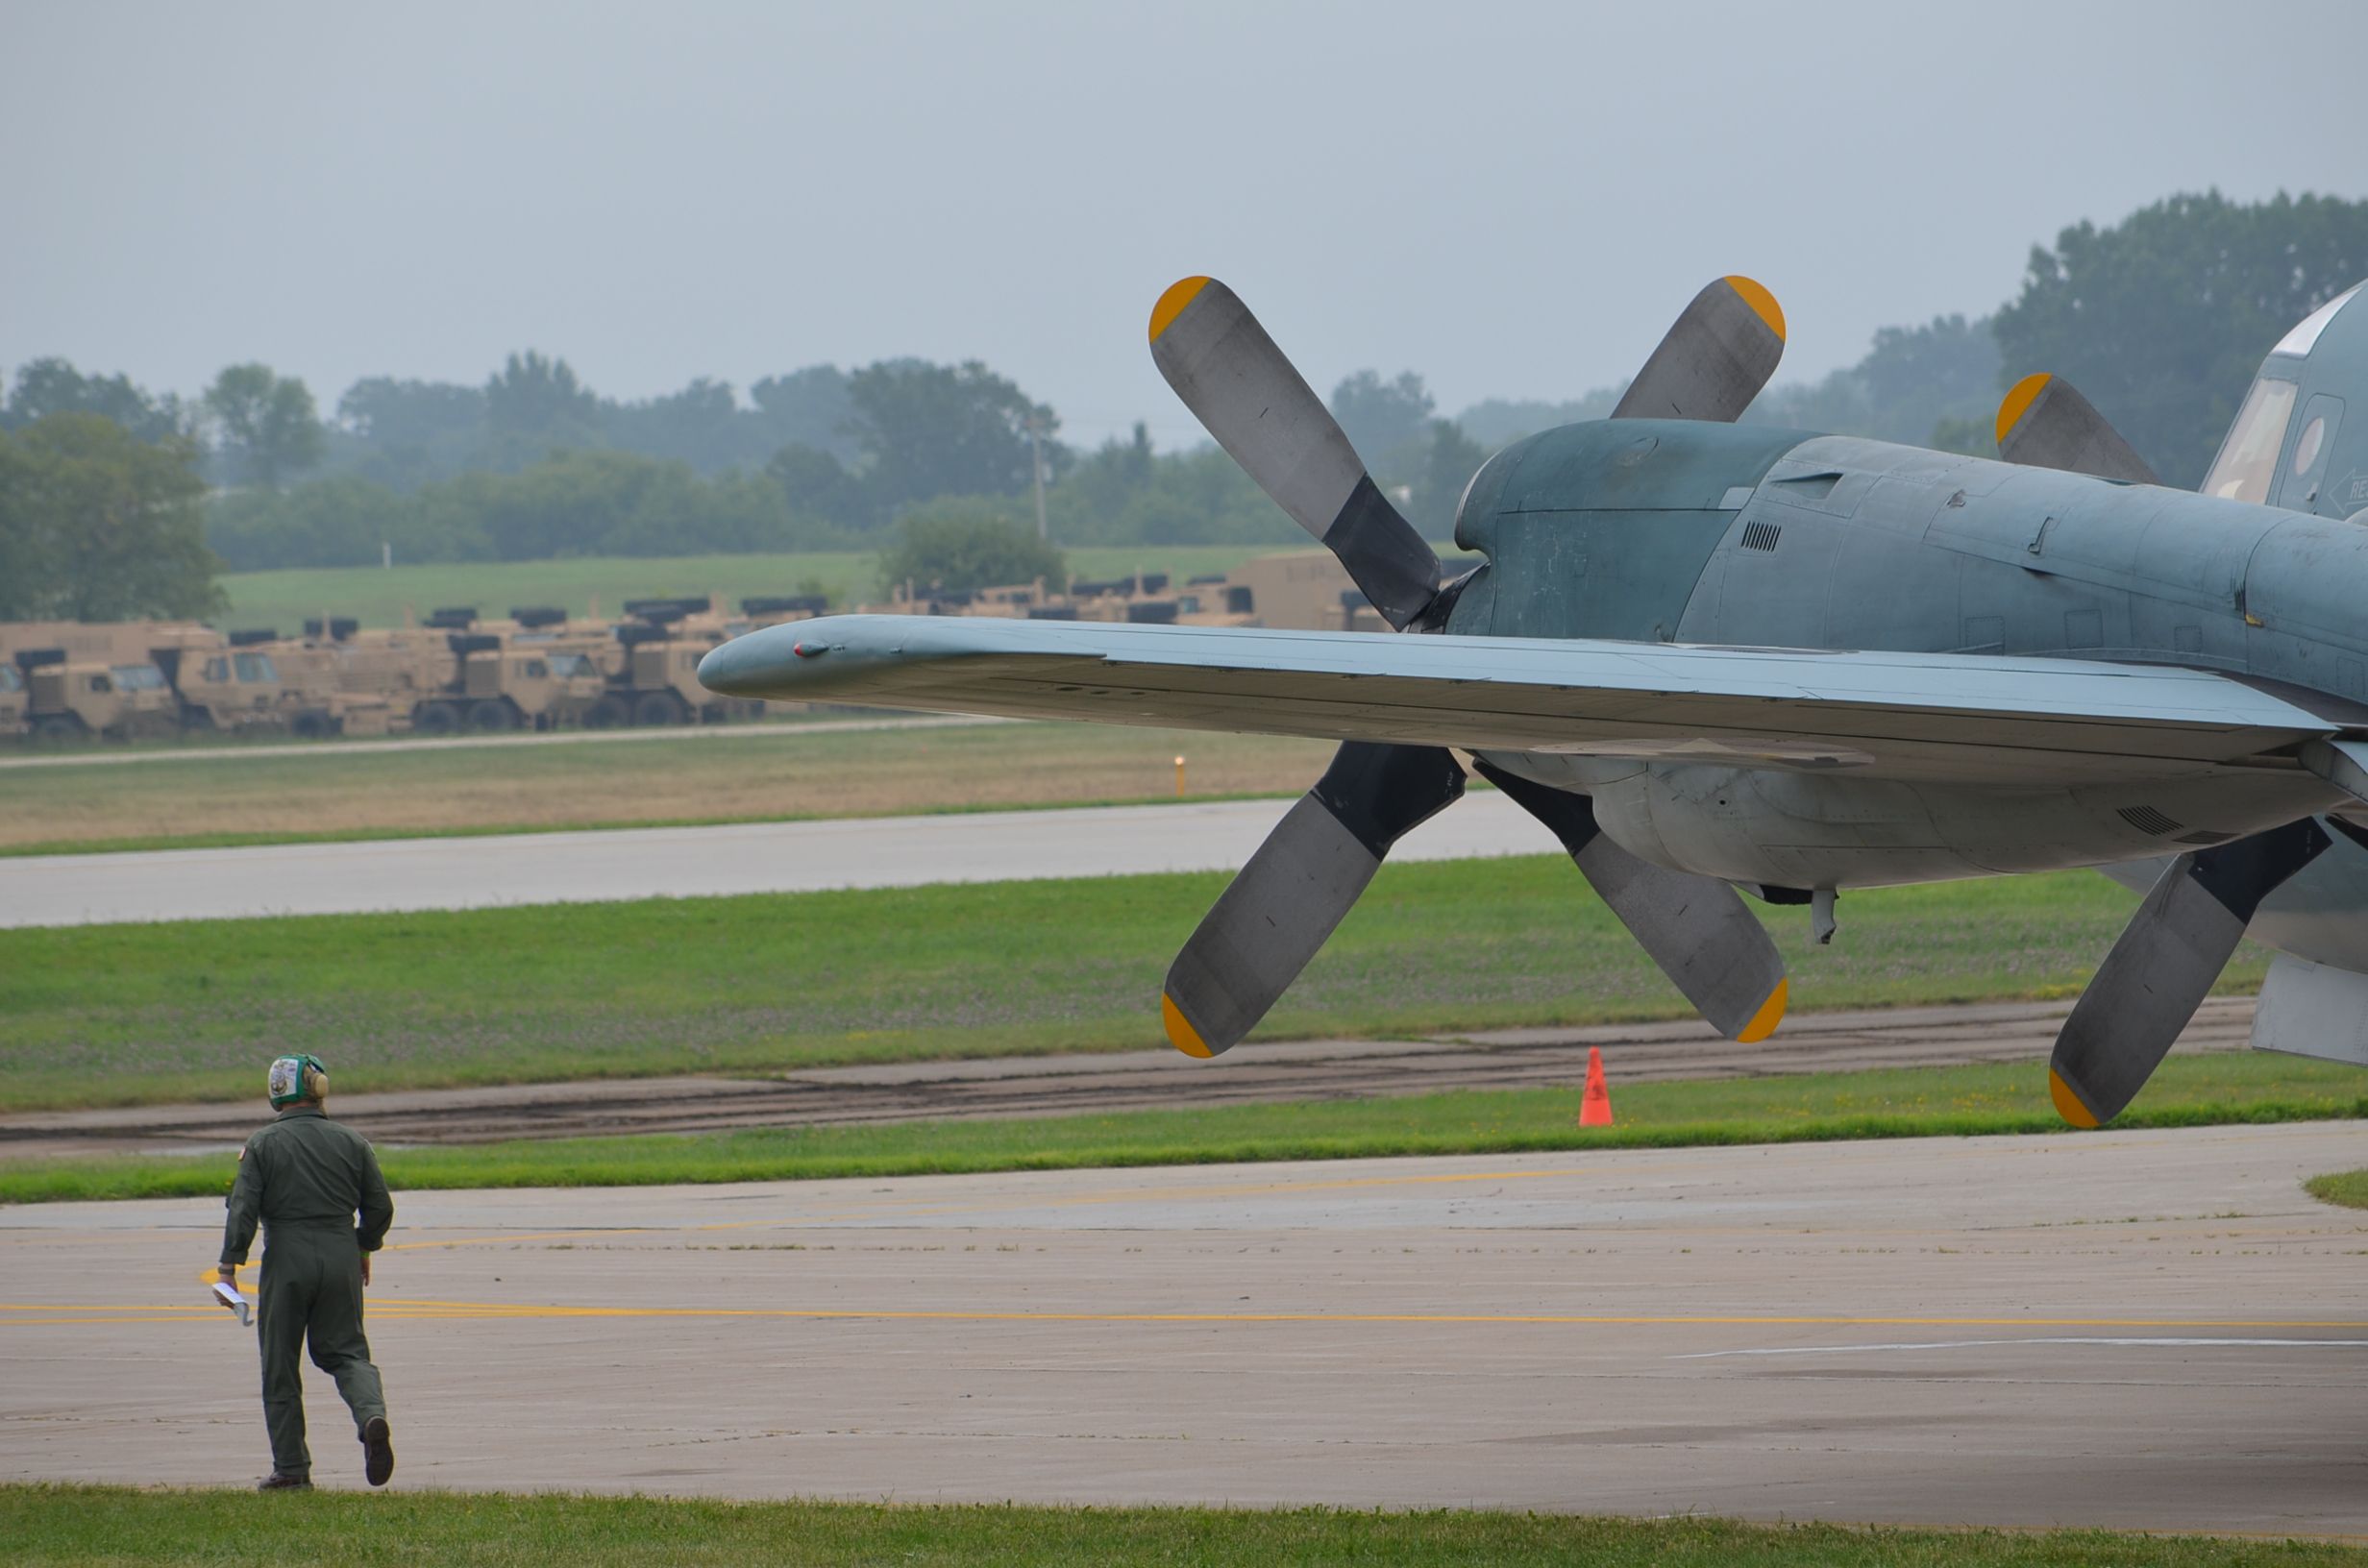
[{"xmin": 2116, "ymin": 805, "xmax": 2183, "ymax": 837}]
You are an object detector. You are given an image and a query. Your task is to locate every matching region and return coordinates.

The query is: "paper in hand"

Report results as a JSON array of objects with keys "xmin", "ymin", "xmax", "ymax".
[{"xmin": 211, "ymin": 1280, "xmax": 254, "ymax": 1328}]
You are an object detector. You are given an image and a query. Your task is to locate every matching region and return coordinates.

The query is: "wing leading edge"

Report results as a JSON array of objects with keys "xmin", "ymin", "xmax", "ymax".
[{"xmin": 700, "ymin": 615, "xmax": 2344, "ymax": 785}]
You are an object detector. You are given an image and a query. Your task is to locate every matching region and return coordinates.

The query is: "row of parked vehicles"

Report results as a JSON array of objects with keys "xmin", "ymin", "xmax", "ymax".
[
  {"xmin": 0, "ymin": 549, "xmax": 1392, "ymax": 745},
  {"xmin": 0, "ymin": 595, "xmax": 823, "ymax": 743}
]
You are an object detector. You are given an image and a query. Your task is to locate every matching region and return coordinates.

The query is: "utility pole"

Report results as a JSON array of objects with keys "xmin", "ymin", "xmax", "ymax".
[{"xmin": 1026, "ymin": 412, "xmax": 1048, "ymax": 542}]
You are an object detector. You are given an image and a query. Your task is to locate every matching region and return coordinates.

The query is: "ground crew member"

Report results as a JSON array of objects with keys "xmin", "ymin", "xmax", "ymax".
[{"xmin": 217, "ymin": 1053, "xmax": 396, "ymax": 1490}]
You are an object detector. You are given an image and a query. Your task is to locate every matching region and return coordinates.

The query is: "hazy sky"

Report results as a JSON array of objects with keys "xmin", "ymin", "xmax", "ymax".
[{"xmin": 7, "ymin": 0, "xmax": 2367, "ymax": 447}]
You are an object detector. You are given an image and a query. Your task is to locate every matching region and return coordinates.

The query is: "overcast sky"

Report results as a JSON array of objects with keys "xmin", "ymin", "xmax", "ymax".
[{"xmin": 7, "ymin": 0, "xmax": 2367, "ymax": 447}]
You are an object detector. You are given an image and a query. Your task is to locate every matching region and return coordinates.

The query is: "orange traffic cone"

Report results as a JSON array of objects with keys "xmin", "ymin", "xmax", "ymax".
[{"xmin": 1579, "ymin": 1045, "xmax": 1614, "ymax": 1127}]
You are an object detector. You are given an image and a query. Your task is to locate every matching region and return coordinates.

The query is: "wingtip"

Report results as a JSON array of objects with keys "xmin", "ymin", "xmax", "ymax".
[
  {"xmin": 2048, "ymin": 1066, "xmax": 2103, "ymax": 1129},
  {"xmin": 1148, "ymin": 277, "xmax": 1214, "ymax": 344},
  {"xmin": 1734, "ymin": 977, "xmax": 1788, "ymax": 1043},
  {"xmin": 1997, "ymin": 372, "xmax": 2053, "ymax": 447},
  {"xmin": 1722, "ymin": 275, "xmax": 1786, "ymax": 343},
  {"xmin": 1162, "ymin": 992, "xmax": 1216, "ymax": 1058}
]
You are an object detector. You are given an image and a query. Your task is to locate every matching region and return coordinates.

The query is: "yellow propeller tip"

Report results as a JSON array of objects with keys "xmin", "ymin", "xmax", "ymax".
[
  {"xmin": 1722, "ymin": 275, "xmax": 1786, "ymax": 342},
  {"xmin": 1735, "ymin": 977, "xmax": 1788, "ymax": 1043},
  {"xmin": 2049, "ymin": 1066, "xmax": 2102, "ymax": 1129},
  {"xmin": 1997, "ymin": 372, "xmax": 2053, "ymax": 446},
  {"xmin": 1148, "ymin": 277, "xmax": 1213, "ymax": 344},
  {"xmin": 1161, "ymin": 992, "xmax": 1215, "ymax": 1058}
]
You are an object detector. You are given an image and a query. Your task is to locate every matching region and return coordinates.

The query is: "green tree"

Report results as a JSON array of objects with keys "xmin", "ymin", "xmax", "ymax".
[
  {"xmin": 205, "ymin": 363, "xmax": 327, "ymax": 489},
  {"xmin": 0, "ymin": 414, "xmax": 221, "ymax": 620},
  {"xmin": 1330, "ymin": 370, "xmax": 1434, "ymax": 478},
  {"xmin": 1408, "ymin": 419, "xmax": 1486, "ymax": 535},
  {"xmin": 875, "ymin": 502, "xmax": 1067, "ymax": 596},
  {"xmin": 482, "ymin": 351, "xmax": 602, "ymax": 466},
  {"xmin": 846, "ymin": 359, "xmax": 1063, "ymax": 520},
  {"xmin": 766, "ymin": 442, "xmax": 868, "ymax": 531},
  {"xmin": 3, "ymin": 358, "xmax": 186, "ymax": 442},
  {"xmin": 1992, "ymin": 190, "xmax": 2368, "ymax": 487}
]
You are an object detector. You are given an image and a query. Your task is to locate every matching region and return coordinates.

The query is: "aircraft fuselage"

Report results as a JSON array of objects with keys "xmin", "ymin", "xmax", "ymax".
[{"xmin": 1451, "ymin": 420, "xmax": 2366, "ymax": 940}]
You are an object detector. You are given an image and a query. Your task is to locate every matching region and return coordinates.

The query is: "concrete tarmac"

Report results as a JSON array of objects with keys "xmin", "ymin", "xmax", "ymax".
[
  {"xmin": 5, "ymin": 1122, "xmax": 2365, "ymax": 1532},
  {"xmin": 0, "ymin": 793, "xmax": 1542, "ymax": 928}
]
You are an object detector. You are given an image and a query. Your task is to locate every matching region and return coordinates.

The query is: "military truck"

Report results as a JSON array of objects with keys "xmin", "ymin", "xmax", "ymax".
[
  {"xmin": 142, "ymin": 625, "xmax": 398, "ymax": 738},
  {"xmin": 322, "ymin": 610, "xmax": 605, "ymax": 733},
  {"xmin": 10, "ymin": 649, "xmax": 180, "ymax": 740},
  {"xmin": 0, "ymin": 661, "xmax": 25, "ymax": 739}
]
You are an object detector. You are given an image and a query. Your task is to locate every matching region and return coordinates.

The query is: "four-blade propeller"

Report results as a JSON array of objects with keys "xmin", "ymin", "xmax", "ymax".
[{"xmin": 1150, "ymin": 274, "xmax": 1790, "ymax": 1058}]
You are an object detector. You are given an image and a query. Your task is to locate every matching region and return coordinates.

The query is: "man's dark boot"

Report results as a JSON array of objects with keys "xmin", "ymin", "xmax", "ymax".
[
  {"xmin": 361, "ymin": 1416, "xmax": 394, "ymax": 1486},
  {"xmin": 258, "ymin": 1472, "xmax": 312, "ymax": 1491}
]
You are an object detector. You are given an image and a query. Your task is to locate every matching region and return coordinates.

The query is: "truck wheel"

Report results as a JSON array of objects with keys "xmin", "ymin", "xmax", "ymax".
[
  {"xmin": 584, "ymin": 697, "xmax": 630, "ymax": 730},
  {"xmin": 290, "ymin": 711, "xmax": 333, "ymax": 741},
  {"xmin": 417, "ymin": 701, "xmax": 462, "ymax": 735},
  {"xmin": 33, "ymin": 716, "xmax": 81, "ymax": 742},
  {"xmin": 468, "ymin": 699, "xmax": 515, "ymax": 732},
  {"xmin": 632, "ymin": 692, "xmax": 686, "ymax": 726}
]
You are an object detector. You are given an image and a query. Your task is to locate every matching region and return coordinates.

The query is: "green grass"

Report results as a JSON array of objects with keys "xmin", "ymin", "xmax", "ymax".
[
  {"xmin": 4, "ymin": 1487, "xmax": 2359, "ymax": 1567},
  {"xmin": 12, "ymin": 1051, "xmax": 2361, "ymax": 1205},
  {"xmin": 2306, "ymin": 1169, "xmax": 2368, "ymax": 1209},
  {"xmin": 0, "ymin": 863, "xmax": 2188, "ymax": 1115},
  {"xmin": 220, "ymin": 545, "xmax": 1294, "ymax": 632},
  {"xmin": 0, "ymin": 717, "xmax": 1330, "ymax": 852}
]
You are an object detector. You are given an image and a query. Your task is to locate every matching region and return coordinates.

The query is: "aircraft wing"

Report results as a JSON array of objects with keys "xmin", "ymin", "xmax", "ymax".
[{"xmin": 700, "ymin": 614, "xmax": 2350, "ymax": 784}]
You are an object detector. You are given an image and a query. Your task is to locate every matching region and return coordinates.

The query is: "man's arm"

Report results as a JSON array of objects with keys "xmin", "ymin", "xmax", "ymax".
[
  {"xmin": 219, "ymin": 1139, "xmax": 263, "ymax": 1277},
  {"xmin": 355, "ymin": 1139, "xmax": 393, "ymax": 1256}
]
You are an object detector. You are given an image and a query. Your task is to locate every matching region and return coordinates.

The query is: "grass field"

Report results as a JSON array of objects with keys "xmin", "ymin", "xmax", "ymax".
[
  {"xmin": 0, "ymin": 720, "xmax": 1330, "ymax": 851},
  {"xmin": 11, "ymin": 1487, "xmax": 2351, "ymax": 1568},
  {"xmin": 0, "ymin": 860, "xmax": 2212, "ymax": 1115},
  {"xmin": 2307, "ymin": 1169, "xmax": 2368, "ymax": 1209},
  {"xmin": 219, "ymin": 544, "xmax": 1298, "ymax": 632},
  {"xmin": 8, "ymin": 1050, "xmax": 2360, "ymax": 1204}
]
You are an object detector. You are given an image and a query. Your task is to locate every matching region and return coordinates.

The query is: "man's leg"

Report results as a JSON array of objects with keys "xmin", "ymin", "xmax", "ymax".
[
  {"xmin": 255, "ymin": 1250, "xmax": 315, "ymax": 1480},
  {"xmin": 306, "ymin": 1243, "xmax": 387, "ymax": 1463}
]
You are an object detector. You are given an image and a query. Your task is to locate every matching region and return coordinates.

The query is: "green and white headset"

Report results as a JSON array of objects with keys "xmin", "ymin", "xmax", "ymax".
[{"xmin": 267, "ymin": 1054, "xmax": 329, "ymax": 1110}]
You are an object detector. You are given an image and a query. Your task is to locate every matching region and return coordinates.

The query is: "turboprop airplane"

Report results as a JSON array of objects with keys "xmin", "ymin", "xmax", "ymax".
[{"xmin": 700, "ymin": 273, "xmax": 2368, "ymax": 1130}]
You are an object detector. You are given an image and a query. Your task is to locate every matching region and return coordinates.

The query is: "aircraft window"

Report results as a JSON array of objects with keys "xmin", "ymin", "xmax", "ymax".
[
  {"xmin": 2203, "ymin": 379, "xmax": 2298, "ymax": 505},
  {"xmin": 111, "ymin": 664, "xmax": 168, "ymax": 691},
  {"xmin": 2293, "ymin": 417, "xmax": 2327, "ymax": 478},
  {"xmin": 234, "ymin": 652, "xmax": 277, "ymax": 684},
  {"xmin": 204, "ymin": 656, "xmax": 229, "ymax": 682}
]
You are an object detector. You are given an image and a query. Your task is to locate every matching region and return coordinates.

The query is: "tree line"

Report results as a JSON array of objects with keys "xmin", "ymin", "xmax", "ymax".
[{"xmin": 5, "ymin": 188, "xmax": 2364, "ymax": 615}]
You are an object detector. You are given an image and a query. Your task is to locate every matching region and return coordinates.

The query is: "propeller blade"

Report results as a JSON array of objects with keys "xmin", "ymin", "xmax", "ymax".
[
  {"xmin": 2050, "ymin": 818, "xmax": 2331, "ymax": 1127},
  {"xmin": 1148, "ymin": 277, "xmax": 1442, "ymax": 627},
  {"xmin": 1994, "ymin": 373, "xmax": 2159, "ymax": 484},
  {"xmin": 1610, "ymin": 276, "xmax": 1788, "ymax": 423},
  {"xmin": 1472, "ymin": 760, "xmax": 1788, "ymax": 1041},
  {"xmin": 1162, "ymin": 742, "xmax": 1466, "ymax": 1058}
]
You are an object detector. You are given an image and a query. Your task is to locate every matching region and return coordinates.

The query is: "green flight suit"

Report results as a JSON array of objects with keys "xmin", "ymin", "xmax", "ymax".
[{"xmin": 220, "ymin": 1105, "xmax": 394, "ymax": 1481}]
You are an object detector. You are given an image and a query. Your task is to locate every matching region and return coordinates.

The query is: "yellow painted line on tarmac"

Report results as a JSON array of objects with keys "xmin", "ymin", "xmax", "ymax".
[{"xmin": 17, "ymin": 1297, "xmax": 2368, "ymax": 1331}]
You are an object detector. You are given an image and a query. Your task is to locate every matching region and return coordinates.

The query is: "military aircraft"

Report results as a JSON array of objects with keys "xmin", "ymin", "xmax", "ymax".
[{"xmin": 701, "ymin": 272, "xmax": 2368, "ymax": 1130}]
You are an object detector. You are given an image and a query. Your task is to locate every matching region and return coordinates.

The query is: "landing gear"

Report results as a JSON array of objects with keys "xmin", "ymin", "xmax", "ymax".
[{"xmin": 1811, "ymin": 887, "xmax": 1838, "ymax": 946}]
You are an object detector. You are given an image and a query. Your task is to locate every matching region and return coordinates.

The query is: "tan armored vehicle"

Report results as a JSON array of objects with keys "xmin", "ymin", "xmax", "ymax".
[
  {"xmin": 0, "ymin": 661, "xmax": 24, "ymax": 738},
  {"xmin": 327, "ymin": 608, "xmax": 605, "ymax": 733},
  {"xmin": 596, "ymin": 597, "xmax": 771, "ymax": 725},
  {"xmin": 10, "ymin": 649, "xmax": 179, "ymax": 740}
]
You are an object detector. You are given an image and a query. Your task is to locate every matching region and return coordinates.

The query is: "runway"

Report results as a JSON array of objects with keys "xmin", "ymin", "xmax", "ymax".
[
  {"xmin": 4, "ymin": 1122, "xmax": 2365, "ymax": 1531},
  {"xmin": 0, "ymin": 792, "xmax": 1541, "ymax": 928}
]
